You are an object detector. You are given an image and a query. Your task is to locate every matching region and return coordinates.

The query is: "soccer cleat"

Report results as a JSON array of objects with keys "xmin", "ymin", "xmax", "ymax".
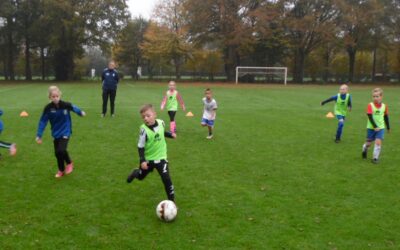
[
  {"xmin": 9, "ymin": 144, "xmax": 17, "ymax": 156},
  {"xmin": 371, "ymin": 158, "xmax": 379, "ymax": 164},
  {"xmin": 206, "ymin": 134, "xmax": 213, "ymax": 139},
  {"xmin": 65, "ymin": 162, "xmax": 74, "ymax": 175},
  {"xmin": 362, "ymin": 150, "xmax": 367, "ymax": 159},
  {"xmin": 127, "ymin": 169, "xmax": 140, "ymax": 183},
  {"xmin": 55, "ymin": 171, "xmax": 64, "ymax": 178}
]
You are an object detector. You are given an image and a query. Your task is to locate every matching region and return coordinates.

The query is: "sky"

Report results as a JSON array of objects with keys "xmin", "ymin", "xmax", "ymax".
[{"xmin": 127, "ymin": 0, "xmax": 158, "ymax": 19}]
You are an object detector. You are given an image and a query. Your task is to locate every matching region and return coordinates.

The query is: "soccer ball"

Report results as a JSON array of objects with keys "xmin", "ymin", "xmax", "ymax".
[{"xmin": 156, "ymin": 200, "xmax": 177, "ymax": 222}]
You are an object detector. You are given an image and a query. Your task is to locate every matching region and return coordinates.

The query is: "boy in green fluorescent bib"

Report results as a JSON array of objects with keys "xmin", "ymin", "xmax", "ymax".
[
  {"xmin": 321, "ymin": 84, "xmax": 352, "ymax": 143},
  {"xmin": 362, "ymin": 88, "xmax": 390, "ymax": 164},
  {"xmin": 127, "ymin": 104, "xmax": 176, "ymax": 201}
]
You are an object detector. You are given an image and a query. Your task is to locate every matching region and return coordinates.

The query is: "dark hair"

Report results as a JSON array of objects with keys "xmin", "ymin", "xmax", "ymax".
[
  {"xmin": 205, "ymin": 88, "xmax": 211, "ymax": 92},
  {"xmin": 140, "ymin": 104, "xmax": 154, "ymax": 114}
]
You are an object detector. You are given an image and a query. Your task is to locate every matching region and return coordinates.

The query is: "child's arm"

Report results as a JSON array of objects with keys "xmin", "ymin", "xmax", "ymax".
[
  {"xmin": 366, "ymin": 104, "xmax": 379, "ymax": 130},
  {"xmin": 164, "ymin": 131, "xmax": 177, "ymax": 139},
  {"xmin": 384, "ymin": 105, "xmax": 390, "ymax": 132},
  {"xmin": 177, "ymin": 91, "xmax": 186, "ymax": 111},
  {"xmin": 36, "ymin": 111, "xmax": 49, "ymax": 143},
  {"xmin": 160, "ymin": 94, "xmax": 167, "ymax": 110},
  {"xmin": 138, "ymin": 128, "xmax": 148, "ymax": 169},
  {"xmin": 321, "ymin": 95, "xmax": 337, "ymax": 105},
  {"xmin": 348, "ymin": 95, "xmax": 352, "ymax": 111},
  {"xmin": 68, "ymin": 103, "xmax": 86, "ymax": 116}
]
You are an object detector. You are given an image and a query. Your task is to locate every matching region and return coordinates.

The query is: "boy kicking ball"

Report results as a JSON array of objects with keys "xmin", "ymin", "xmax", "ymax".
[
  {"xmin": 201, "ymin": 88, "xmax": 218, "ymax": 139},
  {"xmin": 362, "ymin": 88, "xmax": 390, "ymax": 164},
  {"xmin": 127, "ymin": 104, "xmax": 176, "ymax": 202},
  {"xmin": 321, "ymin": 84, "xmax": 352, "ymax": 143}
]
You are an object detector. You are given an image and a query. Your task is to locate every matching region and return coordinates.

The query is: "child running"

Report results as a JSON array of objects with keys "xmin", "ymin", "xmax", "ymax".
[
  {"xmin": 127, "ymin": 104, "xmax": 176, "ymax": 202},
  {"xmin": 160, "ymin": 81, "xmax": 185, "ymax": 133},
  {"xmin": 362, "ymin": 88, "xmax": 390, "ymax": 164},
  {"xmin": 321, "ymin": 84, "xmax": 352, "ymax": 143},
  {"xmin": 36, "ymin": 86, "xmax": 86, "ymax": 178},
  {"xmin": 201, "ymin": 88, "xmax": 218, "ymax": 139},
  {"xmin": 0, "ymin": 109, "xmax": 17, "ymax": 157}
]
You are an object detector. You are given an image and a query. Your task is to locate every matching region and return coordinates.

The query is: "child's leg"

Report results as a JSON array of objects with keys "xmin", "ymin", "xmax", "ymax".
[
  {"xmin": 0, "ymin": 141, "xmax": 12, "ymax": 149},
  {"xmin": 168, "ymin": 111, "xmax": 176, "ymax": 132},
  {"xmin": 155, "ymin": 160, "xmax": 175, "ymax": 201},
  {"xmin": 336, "ymin": 117, "xmax": 345, "ymax": 140},
  {"xmin": 373, "ymin": 139, "xmax": 382, "ymax": 161},
  {"xmin": 208, "ymin": 126, "xmax": 213, "ymax": 136},
  {"xmin": 54, "ymin": 139, "xmax": 65, "ymax": 172}
]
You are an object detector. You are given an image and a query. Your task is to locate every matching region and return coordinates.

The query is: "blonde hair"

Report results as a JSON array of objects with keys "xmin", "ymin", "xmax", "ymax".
[
  {"xmin": 168, "ymin": 81, "xmax": 176, "ymax": 86},
  {"xmin": 48, "ymin": 86, "xmax": 61, "ymax": 97},
  {"xmin": 340, "ymin": 84, "xmax": 348, "ymax": 90},
  {"xmin": 372, "ymin": 88, "xmax": 383, "ymax": 96},
  {"xmin": 140, "ymin": 104, "xmax": 155, "ymax": 114}
]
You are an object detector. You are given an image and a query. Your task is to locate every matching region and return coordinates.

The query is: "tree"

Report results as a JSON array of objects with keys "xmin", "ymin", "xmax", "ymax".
[{"xmin": 113, "ymin": 17, "xmax": 148, "ymax": 79}]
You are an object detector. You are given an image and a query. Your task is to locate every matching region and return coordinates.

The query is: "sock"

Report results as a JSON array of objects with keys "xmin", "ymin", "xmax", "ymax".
[
  {"xmin": 336, "ymin": 121, "xmax": 344, "ymax": 140},
  {"xmin": 362, "ymin": 143, "xmax": 368, "ymax": 152},
  {"xmin": 0, "ymin": 141, "xmax": 11, "ymax": 149},
  {"xmin": 373, "ymin": 145, "xmax": 381, "ymax": 160},
  {"xmin": 170, "ymin": 121, "xmax": 176, "ymax": 132}
]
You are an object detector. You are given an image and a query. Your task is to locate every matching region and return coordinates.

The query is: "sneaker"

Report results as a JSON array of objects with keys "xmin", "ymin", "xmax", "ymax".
[
  {"xmin": 9, "ymin": 143, "xmax": 17, "ymax": 156},
  {"xmin": 334, "ymin": 139, "xmax": 340, "ymax": 143},
  {"xmin": 362, "ymin": 150, "xmax": 367, "ymax": 159},
  {"xmin": 371, "ymin": 158, "xmax": 379, "ymax": 164},
  {"xmin": 127, "ymin": 169, "xmax": 140, "ymax": 183},
  {"xmin": 206, "ymin": 134, "xmax": 213, "ymax": 139},
  {"xmin": 65, "ymin": 162, "xmax": 74, "ymax": 174},
  {"xmin": 111, "ymin": 114, "xmax": 115, "ymax": 118},
  {"xmin": 55, "ymin": 171, "xmax": 64, "ymax": 178},
  {"xmin": 101, "ymin": 114, "xmax": 105, "ymax": 118}
]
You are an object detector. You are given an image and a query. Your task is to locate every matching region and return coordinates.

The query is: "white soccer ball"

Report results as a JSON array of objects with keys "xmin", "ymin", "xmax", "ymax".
[{"xmin": 156, "ymin": 200, "xmax": 177, "ymax": 222}]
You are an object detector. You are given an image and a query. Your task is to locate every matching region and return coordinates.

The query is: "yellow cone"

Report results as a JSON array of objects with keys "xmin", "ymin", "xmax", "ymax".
[
  {"xmin": 186, "ymin": 111, "xmax": 194, "ymax": 117},
  {"xmin": 20, "ymin": 111, "xmax": 29, "ymax": 117},
  {"xmin": 326, "ymin": 112, "xmax": 335, "ymax": 118}
]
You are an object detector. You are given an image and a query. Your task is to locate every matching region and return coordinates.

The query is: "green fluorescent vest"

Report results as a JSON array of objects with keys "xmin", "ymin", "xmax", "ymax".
[
  {"xmin": 367, "ymin": 103, "xmax": 386, "ymax": 129},
  {"xmin": 334, "ymin": 93, "xmax": 350, "ymax": 116},
  {"xmin": 166, "ymin": 91, "xmax": 178, "ymax": 111},
  {"xmin": 141, "ymin": 119, "xmax": 167, "ymax": 161}
]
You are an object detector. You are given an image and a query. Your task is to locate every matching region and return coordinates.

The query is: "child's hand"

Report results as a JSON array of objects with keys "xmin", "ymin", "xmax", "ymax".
[
  {"xmin": 172, "ymin": 133, "xmax": 177, "ymax": 139},
  {"xmin": 348, "ymin": 107, "xmax": 352, "ymax": 112},
  {"xmin": 160, "ymin": 106, "xmax": 164, "ymax": 111},
  {"xmin": 182, "ymin": 106, "xmax": 186, "ymax": 111},
  {"xmin": 81, "ymin": 111, "xmax": 86, "ymax": 117},
  {"xmin": 36, "ymin": 137, "xmax": 42, "ymax": 144},
  {"xmin": 320, "ymin": 102, "xmax": 323, "ymax": 106},
  {"xmin": 141, "ymin": 162, "xmax": 148, "ymax": 170},
  {"xmin": 374, "ymin": 128, "xmax": 381, "ymax": 132}
]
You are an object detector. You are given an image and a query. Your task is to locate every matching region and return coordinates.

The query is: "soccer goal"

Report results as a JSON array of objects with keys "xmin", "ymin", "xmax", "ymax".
[{"xmin": 235, "ymin": 66, "xmax": 288, "ymax": 85}]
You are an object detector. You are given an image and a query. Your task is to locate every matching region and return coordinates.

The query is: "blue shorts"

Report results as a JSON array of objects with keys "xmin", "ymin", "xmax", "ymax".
[
  {"xmin": 366, "ymin": 129, "xmax": 385, "ymax": 141},
  {"xmin": 201, "ymin": 118, "xmax": 215, "ymax": 127},
  {"xmin": 336, "ymin": 115, "xmax": 345, "ymax": 121}
]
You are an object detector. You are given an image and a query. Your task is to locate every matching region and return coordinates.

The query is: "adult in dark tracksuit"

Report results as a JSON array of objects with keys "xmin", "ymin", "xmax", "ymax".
[{"xmin": 101, "ymin": 61, "xmax": 119, "ymax": 117}]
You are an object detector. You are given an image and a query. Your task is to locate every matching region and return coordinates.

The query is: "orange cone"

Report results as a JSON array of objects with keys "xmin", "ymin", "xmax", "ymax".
[
  {"xmin": 20, "ymin": 111, "xmax": 29, "ymax": 117},
  {"xmin": 326, "ymin": 112, "xmax": 335, "ymax": 118},
  {"xmin": 186, "ymin": 111, "xmax": 194, "ymax": 117}
]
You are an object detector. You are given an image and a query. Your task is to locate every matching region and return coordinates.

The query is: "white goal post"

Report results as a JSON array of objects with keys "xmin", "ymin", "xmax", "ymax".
[{"xmin": 235, "ymin": 66, "xmax": 288, "ymax": 85}]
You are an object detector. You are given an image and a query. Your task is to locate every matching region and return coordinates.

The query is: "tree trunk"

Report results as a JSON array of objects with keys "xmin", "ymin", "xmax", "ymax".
[
  {"xmin": 54, "ymin": 26, "xmax": 74, "ymax": 81},
  {"xmin": 372, "ymin": 48, "xmax": 377, "ymax": 82},
  {"xmin": 7, "ymin": 19, "xmax": 15, "ymax": 81},
  {"xmin": 223, "ymin": 45, "xmax": 239, "ymax": 82},
  {"xmin": 323, "ymin": 46, "xmax": 330, "ymax": 83},
  {"xmin": 293, "ymin": 48, "xmax": 305, "ymax": 83},
  {"xmin": 174, "ymin": 60, "xmax": 181, "ymax": 80},
  {"xmin": 25, "ymin": 37, "xmax": 32, "ymax": 81},
  {"xmin": 40, "ymin": 47, "xmax": 45, "ymax": 80},
  {"xmin": 347, "ymin": 47, "xmax": 356, "ymax": 82}
]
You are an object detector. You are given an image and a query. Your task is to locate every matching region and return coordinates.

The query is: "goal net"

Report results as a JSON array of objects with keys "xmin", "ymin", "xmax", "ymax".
[{"xmin": 235, "ymin": 67, "xmax": 288, "ymax": 85}]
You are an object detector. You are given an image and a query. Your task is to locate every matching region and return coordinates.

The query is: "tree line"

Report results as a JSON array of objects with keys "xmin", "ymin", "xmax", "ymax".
[{"xmin": 1, "ymin": 0, "xmax": 400, "ymax": 83}]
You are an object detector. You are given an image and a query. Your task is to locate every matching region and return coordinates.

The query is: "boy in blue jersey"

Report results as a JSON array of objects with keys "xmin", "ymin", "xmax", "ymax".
[
  {"xmin": 321, "ymin": 84, "xmax": 352, "ymax": 143},
  {"xmin": 0, "ymin": 109, "xmax": 17, "ymax": 157},
  {"xmin": 36, "ymin": 86, "xmax": 86, "ymax": 178}
]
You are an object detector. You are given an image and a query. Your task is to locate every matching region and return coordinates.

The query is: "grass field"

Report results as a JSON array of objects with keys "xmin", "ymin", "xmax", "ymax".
[{"xmin": 1, "ymin": 82, "xmax": 400, "ymax": 249}]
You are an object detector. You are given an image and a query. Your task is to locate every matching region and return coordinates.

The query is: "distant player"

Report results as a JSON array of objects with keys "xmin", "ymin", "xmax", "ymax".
[
  {"xmin": 362, "ymin": 88, "xmax": 390, "ymax": 164},
  {"xmin": 127, "ymin": 104, "xmax": 176, "ymax": 202},
  {"xmin": 321, "ymin": 84, "xmax": 352, "ymax": 142},
  {"xmin": 201, "ymin": 88, "xmax": 218, "ymax": 139},
  {"xmin": 101, "ymin": 60, "xmax": 119, "ymax": 117},
  {"xmin": 36, "ymin": 86, "xmax": 86, "ymax": 178},
  {"xmin": 160, "ymin": 81, "xmax": 185, "ymax": 133},
  {"xmin": 0, "ymin": 109, "xmax": 17, "ymax": 157}
]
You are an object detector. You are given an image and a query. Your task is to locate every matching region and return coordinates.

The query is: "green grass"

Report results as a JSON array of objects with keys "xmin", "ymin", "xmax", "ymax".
[{"xmin": 1, "ymin": 82, "xmax": 400, "ymax": 249}]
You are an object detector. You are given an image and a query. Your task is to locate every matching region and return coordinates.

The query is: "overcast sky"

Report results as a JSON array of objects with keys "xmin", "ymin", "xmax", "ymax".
[{"xmin": 127, "ymin": 0, "xmax": 158, "ymax": 19}]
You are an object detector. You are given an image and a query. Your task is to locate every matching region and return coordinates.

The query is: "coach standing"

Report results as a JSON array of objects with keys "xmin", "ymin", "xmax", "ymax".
[{"xmin": 101, "ymin": 61, "xmax": 119, "ymax": 117}]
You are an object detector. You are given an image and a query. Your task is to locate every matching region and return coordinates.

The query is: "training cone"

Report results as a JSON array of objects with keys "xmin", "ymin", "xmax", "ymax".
[
  {"xmin": 186, "ymin": 111, "xmax": 194, "ymax": 117},
  {"xmin": 20, "ymin": 111, "xmax": 29, "ymax": 117},
  {"xmin": 326, "ymin": 112, "xmax": 335, "ymax": 118}
]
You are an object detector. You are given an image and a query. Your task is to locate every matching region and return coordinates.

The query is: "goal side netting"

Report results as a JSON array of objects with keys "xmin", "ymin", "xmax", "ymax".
[{"xmin": 235, "ymin": 67, "xmax": 288, "ymax": 85}]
